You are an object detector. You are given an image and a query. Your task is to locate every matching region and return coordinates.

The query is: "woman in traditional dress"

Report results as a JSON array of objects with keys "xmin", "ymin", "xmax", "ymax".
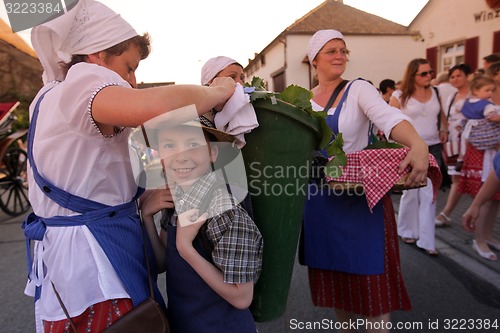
[
  {"xmin": 23, "ymin": 1, "xmax": 235, "ymax": 331},
  {"xmin": 302, "ymin": 30, "xmax": 428, "ymax": 332}
]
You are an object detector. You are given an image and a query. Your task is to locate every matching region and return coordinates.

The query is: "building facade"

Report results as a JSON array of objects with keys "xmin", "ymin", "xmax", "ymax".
[
  {"xmin": 244, "ymin": 0, "xmax": 500, "ymax": 92},
  {"xmin": 412, "ymin": 0, "xmax": 500, "ymax": 74}
]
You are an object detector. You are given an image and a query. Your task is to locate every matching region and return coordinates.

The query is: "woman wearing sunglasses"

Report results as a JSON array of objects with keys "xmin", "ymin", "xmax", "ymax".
[{"xmin": 390, "ymin": 58, "xmax": 448, "ymax": 256}]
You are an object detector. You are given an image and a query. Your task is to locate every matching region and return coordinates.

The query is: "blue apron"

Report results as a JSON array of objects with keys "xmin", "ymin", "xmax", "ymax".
[
  {"xmin": 165, "ymin": 223, "xmax": 256, "ymax": 333},
  {"xmin": 303, "ymin": 80, "xmax": 385, "ymax": 275},
  {"xmin": 22, "ymin": 89, "xmax": 165, "ymax": 308}
]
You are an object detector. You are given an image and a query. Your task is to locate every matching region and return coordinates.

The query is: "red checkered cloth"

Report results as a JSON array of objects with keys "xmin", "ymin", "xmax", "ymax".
[{"xmin": 326, "ymin": 148, "xmax": 442, "ymax": 212}]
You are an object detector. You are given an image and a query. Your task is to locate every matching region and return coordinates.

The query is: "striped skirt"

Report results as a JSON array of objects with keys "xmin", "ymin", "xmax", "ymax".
[{"xmin": 308, "ymin": 195, "xmax": 412, "ymax": 317}]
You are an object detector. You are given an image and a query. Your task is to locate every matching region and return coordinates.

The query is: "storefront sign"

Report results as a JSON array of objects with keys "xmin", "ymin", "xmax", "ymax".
[{"xmin": 474, "ymin": 9, "xmax": 500, "ymax": 22}]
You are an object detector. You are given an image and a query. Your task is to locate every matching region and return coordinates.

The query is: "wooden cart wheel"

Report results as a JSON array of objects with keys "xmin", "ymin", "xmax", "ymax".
[{"xmin": 0, "ymin": 148, "xmax": 30, "ymax": 216}]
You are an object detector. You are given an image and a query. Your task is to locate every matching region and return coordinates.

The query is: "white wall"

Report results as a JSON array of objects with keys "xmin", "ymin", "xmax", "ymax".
[
  {"xmin": 341, "ymin": 35, "xmax": 423, "ymax": 87},
  {"xmin": 247, "ymin": 34, "xmax": 423, "ymax": 92},
  {"xmin": 246, "ymin": 42, "xmax": 285, "ymax": 90},
  {"xmin": 285, "ymin": 35, "xmax": 312, "ymax": 89}
]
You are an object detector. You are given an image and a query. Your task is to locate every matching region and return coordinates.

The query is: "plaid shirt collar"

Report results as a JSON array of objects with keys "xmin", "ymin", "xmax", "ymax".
[{"xmin": 173, "ymin": 172, "xmax": 217, "ymax": 215}]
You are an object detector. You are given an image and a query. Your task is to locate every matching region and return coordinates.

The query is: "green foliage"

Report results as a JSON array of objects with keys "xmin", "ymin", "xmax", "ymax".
[
  {"xmin": 247, "ymin": 77, "xmax": 335, "ymax": 150},
  {"xmin": 324, "ymin": 164, "xmax": 342, "ymax": 178},
  {"xmin": 247, "ymin": 77, "xmax": 348, "ymax": 176},
  {"xmin": 311, "ymin": 111, "xmax": 331, "ymax": 149},
  {"xmin": 277, "ymin": 85, "xmax": 313, "ymax": 112},
  {"xmin": 324, "ymin": 133, "xmax": 347, "ymax": 177},
  {"xmin": 249, "ymin": 90, "xmax": 273, "ymax": 102},
  {"xmin": 326, "ymin": 132, "xmax": 344, "ymax": 156},
  {"xmin": 246, "ymin": 76, "xmax": 266, "ymax": 90},
  {"xmin": 245, "ymin": 77, "xmax": 273, "ymax": 102}
]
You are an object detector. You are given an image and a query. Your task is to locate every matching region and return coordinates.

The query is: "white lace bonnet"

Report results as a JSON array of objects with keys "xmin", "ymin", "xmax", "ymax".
[
  {"xmin": 201, "ymin": 56, "xmax": 240, "ymax": 85},
  {"xmin": 307, "ymin": 29, "xmax": 344, "ymax": 66}
]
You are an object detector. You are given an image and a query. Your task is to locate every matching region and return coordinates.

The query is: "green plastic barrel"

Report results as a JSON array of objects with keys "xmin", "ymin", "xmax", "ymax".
[{"xmin": 242, "ymin": 98, "xmax": 322, "ymax": 322}]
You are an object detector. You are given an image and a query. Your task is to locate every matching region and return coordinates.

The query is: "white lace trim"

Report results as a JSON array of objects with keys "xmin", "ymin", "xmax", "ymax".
[{"xmin": 88, "ymin": 83, "xmax": 125, "ymax": 138}]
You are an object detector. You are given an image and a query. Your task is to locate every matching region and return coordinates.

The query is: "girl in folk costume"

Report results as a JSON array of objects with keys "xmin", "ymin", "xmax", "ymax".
[
  {"xmin": 23, "ymin": 0, "xmax": 236, "ymax": 332},
  {"xmin": 460, "ymin": 74, "xmax": 500, "ymax": 174}
]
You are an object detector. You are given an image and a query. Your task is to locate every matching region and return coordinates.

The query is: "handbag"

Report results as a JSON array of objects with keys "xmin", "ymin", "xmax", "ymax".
[
  {"xmin": 441, "ymin": 92, "xmax": 459, "ymax": 167},
  {"xmin": 52, "ymin": 220, "xmax": 170, "ymax": 333},
  {"xmin": 102, "ymin": 297, "xmax": 169, "ymax": 333},
  {"xmin": 102, "ymin": 218, "xmax": 170, "ymax": 333}
]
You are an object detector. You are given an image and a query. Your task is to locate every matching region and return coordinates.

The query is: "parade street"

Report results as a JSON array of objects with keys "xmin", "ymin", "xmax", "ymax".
[{"xmin": 1, "ymin": 191, "xmax": 500, "ymax": 333}]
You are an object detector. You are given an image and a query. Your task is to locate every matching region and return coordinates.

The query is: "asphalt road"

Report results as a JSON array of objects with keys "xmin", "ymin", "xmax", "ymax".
[{"xmin": 254, "ymin": 240, "xmax": 500, "ymax": 333}]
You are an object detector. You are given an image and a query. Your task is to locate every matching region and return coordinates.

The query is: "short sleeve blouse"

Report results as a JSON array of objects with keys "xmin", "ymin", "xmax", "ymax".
[
  {"xmin": 29, "ymin": 62, "xmax": 136, "ymax": 218},
  {"xmin": 26, "ymin": 63, "xmax": 137, "ymax": 322}
]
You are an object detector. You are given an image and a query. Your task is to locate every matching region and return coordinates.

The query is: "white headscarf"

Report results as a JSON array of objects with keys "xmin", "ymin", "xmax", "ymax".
[
  {"xmin": 307, "ymin": 29, "xmax": 344, "ymax": 66},
  {"xmin": 31, "ymin": 0, "xmax": 138, "ymax": 83},
  {"xmin": 201, "ymin": 56, "xmax": 239, "ymax": 85}
]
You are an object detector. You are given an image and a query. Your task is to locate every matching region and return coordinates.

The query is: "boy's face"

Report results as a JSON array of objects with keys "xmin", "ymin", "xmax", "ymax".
[{"xmin": 157, "ymin": 126, "xmax": 218, "ymax": 190}]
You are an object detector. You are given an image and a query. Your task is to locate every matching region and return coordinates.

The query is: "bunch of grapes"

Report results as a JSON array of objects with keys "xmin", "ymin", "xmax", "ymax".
[{"xmin": 310, "ymin": 154, "xmax": 328, "ymax": 186}]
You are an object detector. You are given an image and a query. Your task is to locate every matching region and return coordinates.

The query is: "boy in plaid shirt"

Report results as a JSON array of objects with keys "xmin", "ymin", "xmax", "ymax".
[{"xmin": 140, "ymin": 109, "xmax": 263, "ymax": 333}]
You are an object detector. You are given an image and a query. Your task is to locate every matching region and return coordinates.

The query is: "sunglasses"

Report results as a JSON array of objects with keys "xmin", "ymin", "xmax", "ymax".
[{"xmin": 416, "ymin": 70, "xmax": 434, "ymax": 77}]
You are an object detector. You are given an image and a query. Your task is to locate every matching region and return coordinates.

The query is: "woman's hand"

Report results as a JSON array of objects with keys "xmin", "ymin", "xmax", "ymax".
[
  {"xmin": 462, "ymin": 205, "xmax": 479, "ymax": 233},
  {"xmin": 462, "ymin": 169, "xmax": 500, "ymax": 233},
  {"xmin": 210, "ymin": 77, "xmax": 236, "ymax": 111},
  {"xmin": 140, "ymin": 187, "xmax": 174, "ymax": 222},
  {"xmin": 390, "ymin": 120, "xmax": 429, "ymax": 188},
  {"xmin": 486, "ymin": 114, "xmax": 500, "ymax": 123},
  {"xmin": 399, "ymin": 140, "xmax": 429, "ymax": 188},
  {"xmin": 439, "ymin": 130, "xmax": 449, "ymax": 143}
]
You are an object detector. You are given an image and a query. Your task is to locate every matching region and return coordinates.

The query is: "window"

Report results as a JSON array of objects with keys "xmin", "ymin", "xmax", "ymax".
[
  {"xmin": 272, "ymin": 69, "xmax": 285, "ymax": 93},
  {"xmin": 441, "ymin": 42, "xmax": 465, "ymax": 72}
]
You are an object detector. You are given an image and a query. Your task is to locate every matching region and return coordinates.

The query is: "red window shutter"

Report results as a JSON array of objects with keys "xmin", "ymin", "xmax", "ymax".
[
  {"xmin": 464, "ymin": 37, "xmax": 479, "ymax": 72},
  {"xmin": 494, "ymin": 31, "xmax": 500, "ymax": 53},
  {"xmin": 426, "ymin": 47, "xmax": 437, "ymax": 77}
]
